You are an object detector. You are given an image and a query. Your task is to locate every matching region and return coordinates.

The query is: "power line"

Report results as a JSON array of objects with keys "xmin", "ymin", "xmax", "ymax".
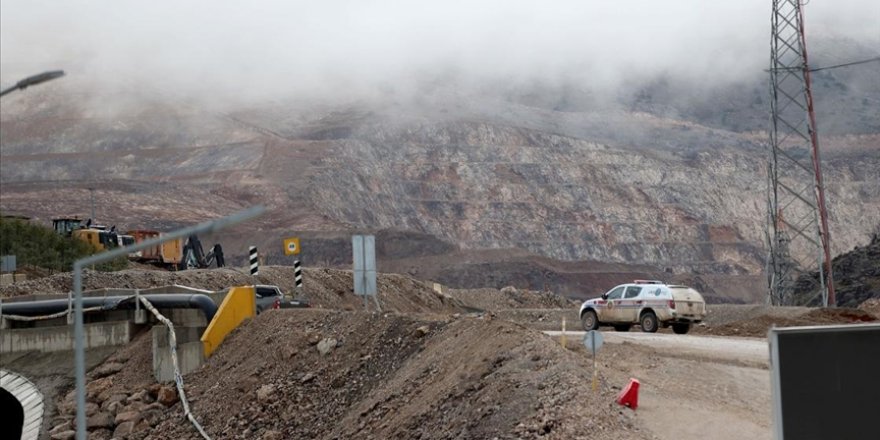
[{"xmin": 810, "ymin": 56, "xmax": 880, "ymax": 72}]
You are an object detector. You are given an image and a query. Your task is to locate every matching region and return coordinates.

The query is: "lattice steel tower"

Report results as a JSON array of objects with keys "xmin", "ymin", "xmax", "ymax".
[{"xmin": 766, "ymin": 0, "xmax": 835, "ymax": 306}]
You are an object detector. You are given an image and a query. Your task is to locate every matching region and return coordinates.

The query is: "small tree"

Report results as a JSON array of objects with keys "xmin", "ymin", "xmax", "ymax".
[{"xmin": 0, "ymin": 216, "xmax": 127, "ymax": 272}]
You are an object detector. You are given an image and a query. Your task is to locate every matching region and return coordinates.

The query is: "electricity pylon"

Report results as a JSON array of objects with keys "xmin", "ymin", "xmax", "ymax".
[{"xmin": 766, "ymin": 0, "xmax": 835, "ymax": 306}]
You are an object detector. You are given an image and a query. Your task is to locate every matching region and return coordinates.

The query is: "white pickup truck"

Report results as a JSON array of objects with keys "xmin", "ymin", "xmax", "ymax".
[{"xmin": 578, "ymin": 280, "xmax": 706, "ymax": 334}]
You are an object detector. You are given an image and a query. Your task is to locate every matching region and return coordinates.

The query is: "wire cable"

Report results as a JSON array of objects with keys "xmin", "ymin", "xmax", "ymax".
[{"xmin": 810, "ymin": 57, "xmax": 880, "ymax": 72}]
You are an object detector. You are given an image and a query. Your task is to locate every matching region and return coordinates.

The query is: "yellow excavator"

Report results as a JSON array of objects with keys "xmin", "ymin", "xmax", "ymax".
[
  {"xmin": 53, "ymin": 217, "xmax": 135, "ymax": 253},
  {"xmin": 53, "ymin": 218, "xmax": 224, "ymax": 270}
]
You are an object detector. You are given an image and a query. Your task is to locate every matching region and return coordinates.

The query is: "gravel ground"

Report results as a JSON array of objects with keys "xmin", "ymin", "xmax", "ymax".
[
  {"xmin": 13, "ymin": 268, "xmax": 878, "ymax": 439},
  {"xmin": 693, "ymin": 305, "xmax": 877, "ymax": 337},
  {"xmin": 444, "ymin": 286, "xmax": 577, "ymax": 310},
  {"xmin": 53, "ymin": 310, "xmax": 654, "ymax": 440},
  {"xmin": 0, "ymin": 266, "xmax": 469, "ymax": 314}
]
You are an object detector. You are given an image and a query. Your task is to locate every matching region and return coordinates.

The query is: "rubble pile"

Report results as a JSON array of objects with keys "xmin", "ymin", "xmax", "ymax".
[
  {"xmin": 794, "ymin": 233, "xmax": 880, "ymax": 307},
  {"xmin": 445, "ymin": 285, "xmax": 576, "ymax": 311},
  {"xmin": 0, "ymin": 266, "xmax": 468, "ymax": 314},
  {"xmin": 47, "ymin": 333, "xmax": 177, "ymax": 440},
  {"xmin": 63, "ymin": 310, "xmax": 650, "ymax": 440},
  {"xmin": 695, "ymin": 305, "xmax": 877, "ymax": 337}
]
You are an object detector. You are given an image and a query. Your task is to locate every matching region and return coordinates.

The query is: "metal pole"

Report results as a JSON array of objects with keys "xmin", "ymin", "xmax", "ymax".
[
  {"xmin": 362, "ymin": 240, "xmax": 368, "ymax": 310},
  {"xmin": 89, "ymin": 188, "xmax": 96, "ymax": 221},
  {"xmin": 0, "ymin": 70, "xmax": 65, "ymax": 99},
  {"xmin": 72, "ymin": 206, "xmax": 264, "ymax": 440},
  {"xmin": 73, "ymin": 264, "xmax": 86, "ymax": 440},
  {"xmin": 797, "ymin": 3, "xmax": 835, "ymax": 306}
]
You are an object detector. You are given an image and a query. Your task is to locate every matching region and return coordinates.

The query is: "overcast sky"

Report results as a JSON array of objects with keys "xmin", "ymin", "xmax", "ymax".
[{"xmin": 1, "ymin": 1, "xmax": 878, "ymax": 104}]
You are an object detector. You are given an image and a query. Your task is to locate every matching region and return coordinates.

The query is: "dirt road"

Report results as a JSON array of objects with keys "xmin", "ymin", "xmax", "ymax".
[
  {"xmin": 545, "ymin": 330, "xmax": 769, "ymax": 366},
  {"xmin": 546, "ymin": 330, "xmax": 772, "ymax": 440}
]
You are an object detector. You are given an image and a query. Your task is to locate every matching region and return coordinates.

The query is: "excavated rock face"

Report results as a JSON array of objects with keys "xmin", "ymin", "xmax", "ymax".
[
  {"xmin": 311, "ymin": 120, "xmax": 772, "ymax": 271},
  {"xmin": 1, "ymin": 91, "xmax": 878, "ymax": 300},
  {"xmin": 794, "ymin": 233, "xmax": 880, "ymax": 307},
  {"xmin": 301, "ymin": 114, "xmax": 877, "ymax": 281}
]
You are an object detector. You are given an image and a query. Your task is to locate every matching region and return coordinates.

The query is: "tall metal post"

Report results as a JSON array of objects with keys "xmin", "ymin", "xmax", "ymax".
[
  {"xmin": 766, "ymin": 0, "xmax": 835, "ymax": 306},
  {"xmin": 89, "ymin": 187, "xmax": 96, "ymax": 221}
]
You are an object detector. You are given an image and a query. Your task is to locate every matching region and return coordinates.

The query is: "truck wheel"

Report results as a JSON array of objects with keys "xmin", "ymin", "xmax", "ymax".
[
  {"xmin": 640, "ymin": 311, "xmax": 659, "ymax": 333},
  {"xmin": 672, "ymin": 323, "xmax": 691, "ymax": 334},
  {"xmin": 613, "ymin": 324, "xmax": 631, "ymax": 332},
  {"xmin": 581, "ymin": 310, "xmax": 599, "ymax": 331}
]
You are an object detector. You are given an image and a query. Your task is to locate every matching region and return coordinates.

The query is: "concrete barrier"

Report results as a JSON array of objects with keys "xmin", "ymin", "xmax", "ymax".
[
  {"xmin": 1, "ymin": 321, "xmax": 132, "ymax": 354},
  {"xmin": 200, "ymin": 286, "xmax": 255, "ymax": 358},
  {"xmin": 152, "ymin": 325, "xmax": 205, "ymax": 382},
  {"xmin": 161, "ymin": 308, "xmax": 208, "ymax": 327}
]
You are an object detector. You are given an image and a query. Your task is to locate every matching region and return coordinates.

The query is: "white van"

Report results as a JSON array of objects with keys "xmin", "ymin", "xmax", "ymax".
[{"xmin": 578, "ymin": 280, "xmax": 706, "ymax": 334}]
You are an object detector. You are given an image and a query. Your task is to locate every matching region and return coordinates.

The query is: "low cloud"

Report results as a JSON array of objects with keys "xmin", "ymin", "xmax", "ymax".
[{"xmin": 1, "ymin": 0, "xmax": 877, "ymax": 106}]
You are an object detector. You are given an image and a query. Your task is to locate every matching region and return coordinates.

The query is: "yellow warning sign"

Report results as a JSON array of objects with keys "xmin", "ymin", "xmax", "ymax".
[{"xmin": 283, "ymin": 237, "xmax": 301, "ymax": 256}]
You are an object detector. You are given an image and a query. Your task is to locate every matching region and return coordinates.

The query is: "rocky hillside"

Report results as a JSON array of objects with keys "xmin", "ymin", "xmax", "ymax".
[
  {"xmin": 794, "ymin": 232, "xmax": 880, "ymax": 307},
  {"xmin": 2, "ymin": 49, "xmax": 878, "ymax": 302}
]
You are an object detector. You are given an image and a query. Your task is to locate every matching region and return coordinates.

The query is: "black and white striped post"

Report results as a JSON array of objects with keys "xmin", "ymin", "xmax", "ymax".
[
  {"xmin": 293, "ymin": 260, "xmax": 303, "ymax": 289},
  {"xmin": 249, "ymin": 246, "xmax": 259, "ymax": 276}
]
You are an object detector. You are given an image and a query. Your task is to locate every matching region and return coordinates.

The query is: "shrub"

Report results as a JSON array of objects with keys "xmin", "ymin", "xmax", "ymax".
[{"xmin": 0, "ymin": 216, "xmax": 127, "ymax": 272}]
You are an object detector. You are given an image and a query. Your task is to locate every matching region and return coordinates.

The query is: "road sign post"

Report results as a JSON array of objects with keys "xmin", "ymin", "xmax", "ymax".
[
  {"xmin": 352, "ymin": 235, "xmax": 380, "ymax": 311},
  {"xmin": 249, "ymin": 246, "xmax": 259, "ymax": 276},
  {"xmin": 583, "ymin": 330, "xmax": 604, "ymax": 392},
  {"xmin": 0, "ymin": 255, "xmax": 16, "ymax": 273},
  {"xmin": 283, "ymin": 237, "xmax": 300, "ymax": 256},
  {"xmin": 283, "ymin": 237, "xmax": 303, "ymax": 299}
]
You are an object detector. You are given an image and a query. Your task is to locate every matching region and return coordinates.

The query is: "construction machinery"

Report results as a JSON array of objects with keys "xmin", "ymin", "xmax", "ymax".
[
  {"xmin": 54, "ymin": 217, "xmax": 136, "ymax": 254},
  {"xmin": 127, "ymin": 230, "xmax": 183, "ymax": 270},
  {"xmin": 127, "ymin": 231, "xmax": 224, "ymax": 270},
  {"xmin": 182, "ymin": 235, "xmax": 225, "ymax": 269},
  {"xmin": 53, "ymin": 217, "xmax": 225, "ymax": 270}
]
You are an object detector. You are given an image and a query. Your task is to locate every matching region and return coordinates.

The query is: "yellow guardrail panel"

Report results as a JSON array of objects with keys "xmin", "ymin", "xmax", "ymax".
[{"xmin": 200, "ymin": 286, "xmax": 255, "ymax": 357}]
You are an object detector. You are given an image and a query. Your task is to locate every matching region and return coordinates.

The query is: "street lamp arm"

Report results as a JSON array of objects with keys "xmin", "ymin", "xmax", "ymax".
[
  {"xmin": 0, "ymin": 70, "xmax": 65, "ymax": 98},
  {"xmin": 0, "ymin": 85, "xmax": 18, "ymax": 97}
]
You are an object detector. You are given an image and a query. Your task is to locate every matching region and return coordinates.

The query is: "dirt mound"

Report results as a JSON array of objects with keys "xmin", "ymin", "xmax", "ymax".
[
  {"xmin": 699, "ymin": 305, "xmax": 809, "ymax": 327},
  {"xmin": 800, "ymin": 307, "xmax": 877, "ymax": 324},
  {"xmin": 0, "ymin": 268, "xmax": 253, "ymax": 298},
  {"xmin": 49, "ymin": 331, "xmax": 158, "ymax": 438},
  {"xmin": 695, "ymin": 305, "xmax": 877, "ymax": 337},
  {"xmin": 256, "ymin": 266, "xmax": 468, "ymax": 314},
  {"xmin": 858, "ymin": 298, "xmax": 880, "ymax": 318},
  {"xmin": 445, "ymin": 286, "xmax": 577, "ymax": 311},
  {"xmin": 793, "ymin": 233, "xmax": 880, "ymax": 307},
  {"xmin": 0, "ymin": 266, "xmax": 468, "ymax": 314},
  {"xmin": 126, "ymin": 310, "xmax": 648, "ymax": 440}
]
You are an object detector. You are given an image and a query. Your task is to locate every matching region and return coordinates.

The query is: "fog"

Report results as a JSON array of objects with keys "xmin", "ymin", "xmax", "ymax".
[{"xmin": 1, "ymin": 0, "xmax": 878, "ymax": 106}]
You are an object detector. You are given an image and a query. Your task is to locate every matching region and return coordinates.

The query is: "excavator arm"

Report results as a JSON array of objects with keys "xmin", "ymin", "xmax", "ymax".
[{"xmin": 182, "ymin": 235, "xmax": 225, "ymax": 269}]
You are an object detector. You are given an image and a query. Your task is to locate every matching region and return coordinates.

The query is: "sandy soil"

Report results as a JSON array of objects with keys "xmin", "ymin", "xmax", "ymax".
[
  {"xmin": 7, "ymin": 267, "xmax": 875, "ymax": 440},
  {"xmin": 563, "ymin": 332, "xmax": 772, "ymax": 440}
]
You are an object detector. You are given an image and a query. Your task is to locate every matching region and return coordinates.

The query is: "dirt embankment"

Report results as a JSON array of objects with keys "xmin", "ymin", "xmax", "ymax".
[
  {"xmin": 692, "ymin": 304, "xmax": 877, "ymax": 337},
  {"xmin": 0, "ymin": 266, "xmax": 469, "ymax": 314},
  {"xmin": 444, "ymin": 285, "xmax": 577, "ymax": 310},
  {"xmin": 23, "ymin": 269, "xmax": 879, "ymax": 439},
  {"xmin": 859, "ymin": 298, "xmax": 880, "ymax": 318},
  {"xmin": 794, "ymin": 233, "xmax": 880, "ymax": 307},
  {"xmin": 50, "ymin": 311, "xmax": 651, "ymax": 440}
]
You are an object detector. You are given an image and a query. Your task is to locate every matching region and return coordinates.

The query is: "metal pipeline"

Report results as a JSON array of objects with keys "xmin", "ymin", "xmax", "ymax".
[{"xmin": 0, "ymin": 294, "xmax": 217, "ymax": 322}]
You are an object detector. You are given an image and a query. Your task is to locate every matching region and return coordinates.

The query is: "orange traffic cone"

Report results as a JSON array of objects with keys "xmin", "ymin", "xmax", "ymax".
[{"xmin": 616, "ymin": 378, "xmax": 640, "ymax": 410}]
